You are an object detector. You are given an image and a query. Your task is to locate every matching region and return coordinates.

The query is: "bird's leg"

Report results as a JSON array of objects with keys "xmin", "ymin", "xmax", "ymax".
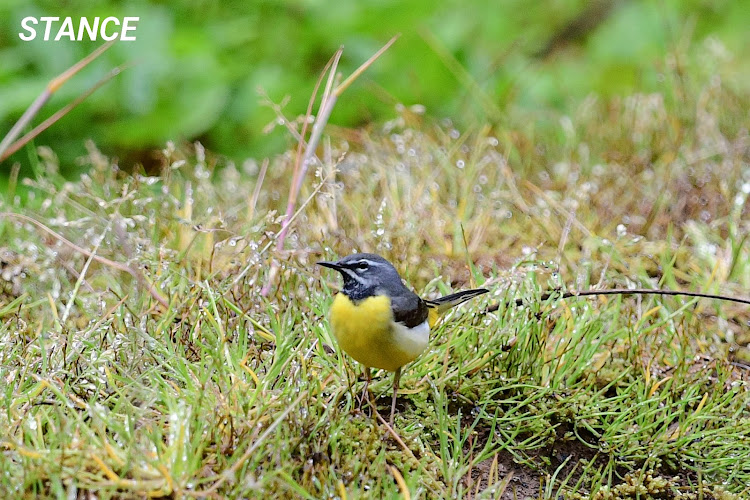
[
  {"xmin": 358, "ymin": 367, "xmax": 372, "ymax": 411},
  {"xmin": 389, "ymin": 366, "xmax": 402, "ymax": 426}
]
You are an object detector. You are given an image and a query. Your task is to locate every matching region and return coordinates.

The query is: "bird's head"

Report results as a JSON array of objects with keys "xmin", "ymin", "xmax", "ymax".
[{"xmin": 317, "ymin": 253, "xmax": 403, "ymax": 300}]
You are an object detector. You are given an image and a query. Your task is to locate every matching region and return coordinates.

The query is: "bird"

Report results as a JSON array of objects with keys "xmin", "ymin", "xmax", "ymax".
[{"xmin": 318, "ymin": 253, "xmax": 488, "ymax": 425}]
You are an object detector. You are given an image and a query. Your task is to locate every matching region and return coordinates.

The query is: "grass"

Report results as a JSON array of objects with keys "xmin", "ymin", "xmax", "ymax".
[{"xmin": 2, "ymin": 65, "xmax": 750, "ymax": 498}]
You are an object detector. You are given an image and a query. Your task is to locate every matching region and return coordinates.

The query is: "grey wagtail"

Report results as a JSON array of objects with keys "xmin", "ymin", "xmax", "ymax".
[{"xmin": 318, "ymin": 253, "xmax": 488, "ymax": 425}]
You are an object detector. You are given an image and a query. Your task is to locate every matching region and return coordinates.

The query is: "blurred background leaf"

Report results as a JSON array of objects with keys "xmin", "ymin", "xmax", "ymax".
[{"xmin": 0, "ymin": 0, "xmax": 748, "ymax": 177}]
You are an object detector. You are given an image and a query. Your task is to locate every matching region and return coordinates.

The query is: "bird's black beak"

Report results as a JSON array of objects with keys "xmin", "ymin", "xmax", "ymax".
[{"xmin": 317, "ymin": 260, "xmax": 342, "ymax": 271}]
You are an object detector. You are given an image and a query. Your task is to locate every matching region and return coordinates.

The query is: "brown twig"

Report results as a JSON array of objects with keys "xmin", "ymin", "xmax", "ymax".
[
  {"xmin": 258, "ymin": 50, "xmax": 342, "ymax": 297},
  {"xmin": 280, "ymin": 48, "xmax": 342, "ymax": 247},
  {"xmin": 486, "ymin": 288, "xmax": 750, "ymax": 313},
  {"xmin": 373, "ymin": 403, "xmax": 417, "ymax": 461},
  {"xmin": 0, "ymin": 40, "xmax": 116, "ymax": 160},
  {"xmin": 1, "ymin": 63, "xmax": 128, "ymax": 162},
  {"xmin": 248, "ymin": 158, "xmax": 269, "ymax": 220}
]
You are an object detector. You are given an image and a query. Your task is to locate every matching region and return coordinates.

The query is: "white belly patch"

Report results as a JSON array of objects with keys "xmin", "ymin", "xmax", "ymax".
[{"xmin": 392, "ymin": 320, "xmax": 430, "ymax": 361}]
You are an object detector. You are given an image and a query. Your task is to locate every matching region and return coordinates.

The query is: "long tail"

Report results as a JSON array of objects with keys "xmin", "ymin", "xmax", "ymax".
[{"xmin": 425, "ymin": 288, "xmax": 489, "ymax": 327}]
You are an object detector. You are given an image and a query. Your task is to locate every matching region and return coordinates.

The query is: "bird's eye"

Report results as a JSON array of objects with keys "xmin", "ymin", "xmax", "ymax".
[{"xmin": 355, "ymin": 262, "xmax": 369, "ymax": 270}]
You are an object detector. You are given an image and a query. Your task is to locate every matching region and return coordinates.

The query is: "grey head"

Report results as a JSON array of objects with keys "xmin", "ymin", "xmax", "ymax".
[{"xmin": 317, "ymin": 253, "xmax": 410, "ymax": 301}]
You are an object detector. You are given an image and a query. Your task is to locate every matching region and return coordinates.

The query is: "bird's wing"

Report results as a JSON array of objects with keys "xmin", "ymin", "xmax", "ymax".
[{"xmin": 390, "ymin": 293, "xmax": 429, "ymax": 328}]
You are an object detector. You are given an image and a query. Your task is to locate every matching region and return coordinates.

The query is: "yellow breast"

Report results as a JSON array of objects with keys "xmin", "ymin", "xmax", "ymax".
[{"xmin": 329, "ymin": 293, "xmax": 429, "ymax": 371}]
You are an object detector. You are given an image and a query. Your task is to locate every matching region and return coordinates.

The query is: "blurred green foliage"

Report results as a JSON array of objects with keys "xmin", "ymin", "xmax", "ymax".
[{"xmin": 0, "ymin": 0, "xmax": 748, "ymax": 176}]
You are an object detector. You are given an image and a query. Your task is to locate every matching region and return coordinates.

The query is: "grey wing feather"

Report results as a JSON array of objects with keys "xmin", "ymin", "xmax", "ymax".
[{"xmin": 390, "ymin": 292, "xmax": 429, "ymax": 328}]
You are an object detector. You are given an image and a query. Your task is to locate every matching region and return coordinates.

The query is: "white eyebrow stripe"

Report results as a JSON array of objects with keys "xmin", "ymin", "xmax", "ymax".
[
  {"xmin": 351, "ymin": 260, "xmax": 387, "ymax": 275},
  {"xmin": 352, "ymin": 259, "xmax": 383, "ymax": 267}
]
